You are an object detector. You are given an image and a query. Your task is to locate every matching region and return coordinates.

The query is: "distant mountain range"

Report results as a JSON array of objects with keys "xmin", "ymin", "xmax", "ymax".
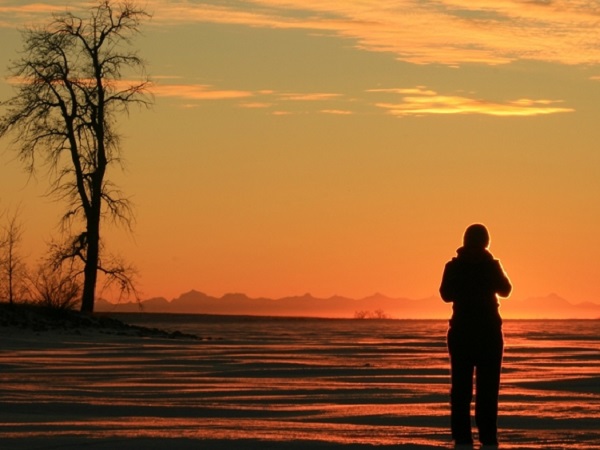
[{"xmin": 96, "ymin": 291, "xmax": 600, "ymax": 319}]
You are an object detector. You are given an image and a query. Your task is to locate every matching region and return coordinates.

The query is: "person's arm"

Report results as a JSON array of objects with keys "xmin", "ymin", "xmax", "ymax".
[
  {"xmin": 494, "ymin": 261, "xmax": 512, "ymax": 298},
  {"xmin": 440, "ymin": 260, "xmax": 458, "ymax": 303}
]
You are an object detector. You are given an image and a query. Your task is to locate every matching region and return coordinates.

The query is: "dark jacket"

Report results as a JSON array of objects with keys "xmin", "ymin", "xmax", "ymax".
[{"xmin": 440, "ymin": 247, "xmax": 512, "ymax": 326}]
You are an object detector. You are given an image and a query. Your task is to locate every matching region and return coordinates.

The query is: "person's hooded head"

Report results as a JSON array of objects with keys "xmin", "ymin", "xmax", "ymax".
[{"xmin": 463, "ymin": 223, "xmax": 490, "ymax": 250}]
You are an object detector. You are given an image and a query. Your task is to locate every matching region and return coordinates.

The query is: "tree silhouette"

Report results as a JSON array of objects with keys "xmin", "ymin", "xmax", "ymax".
[
  {"xmin": 0, "ymin": 208, "xmax": 27, "ymax": 305},
  {"xmin": 0, "ymin": 1, "xmax": 151, "ymax": 313}
]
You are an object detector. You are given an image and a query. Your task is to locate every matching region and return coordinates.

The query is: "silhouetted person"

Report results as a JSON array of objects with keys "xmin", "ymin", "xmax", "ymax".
[{"xmin": 440, "ymin": 224, "xmax": 511, "ymax": 446}]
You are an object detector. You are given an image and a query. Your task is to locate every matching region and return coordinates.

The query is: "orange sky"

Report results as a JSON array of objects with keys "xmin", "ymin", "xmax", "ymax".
[{"xmin": 1, "ymin": 1, "xmax": 600, "ymax": 310}]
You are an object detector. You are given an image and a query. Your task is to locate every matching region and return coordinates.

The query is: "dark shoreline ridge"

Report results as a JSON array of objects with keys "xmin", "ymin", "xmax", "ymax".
[{"xmin": 0, "ymin": 302, "xmax": 198, "ymax": 339}]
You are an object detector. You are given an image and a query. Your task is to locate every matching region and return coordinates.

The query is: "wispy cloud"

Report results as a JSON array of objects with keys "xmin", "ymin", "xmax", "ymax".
[
  {"xmin": 0, "ymin": 3, "xmax": 70, "ymax": 15},
  {"xmin": 371, "ymin": 86, "xmax": 574, "ymax": 117},
  {"xmin": 239, "ymin": 102, "xmax": 273, "ymax": 109},
  {"xmin": 0, "ymin": 3, "xmax": 85, "ymax": 27},
  {"xmin": 142, "ymin": 0, "xmax": 600, "ymax": 66},
  {"xmin": 6, "ymin": 68, "xmax": 572, "ymax": 118},
  {"xmin": 279, "ymin": 93, "xmax": 342, "ymax": 101},
  {"xmin": 151, "ymin": 80, "xmax": 573, "ymax": 117},
  {"xmin": 5, "ymin": 1, "xmax": 600, "ymax": 66},
  {"xmin": 151, "ymin": 81, "xmax": 348, "ymax": 111},
  {"xmin": 151, "ymin": 84, "xmax": 253, "ymax": 100},
  {"xmin": 8, "ymin": 0, "xmax": 600, "ymax": 65},
  {"xmin": 320, "ymin": 109, "xmax": 353, "ymax": 115}
]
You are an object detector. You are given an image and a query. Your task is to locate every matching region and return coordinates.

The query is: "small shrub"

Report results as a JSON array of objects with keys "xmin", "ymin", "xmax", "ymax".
[
  {"xmin": 354, "ymin": 309, "xmax": 390, "ymax": 319},
  {"xmin": 29, "ymin": 265, "xmax": 81, "ymax": 311}
]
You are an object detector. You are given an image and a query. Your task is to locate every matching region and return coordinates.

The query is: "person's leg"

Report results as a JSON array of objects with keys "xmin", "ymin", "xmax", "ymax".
[
  {"xmin": 475, "ymin": 330, "xmax": 503, "ymax": 445},
  {"xmin": 448, "ymin": 328, "xmax": 474, "ymax": 444}
]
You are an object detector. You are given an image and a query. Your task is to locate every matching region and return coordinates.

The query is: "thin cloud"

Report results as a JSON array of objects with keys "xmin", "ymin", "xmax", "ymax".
[
  {"xmin": 320, "ymin": 109, "xmax": 353, "ymax": 115},
  {"xmin": 368, "ymin": 87, "xmax": 438, "ymax": 96},
  {"xmin": 279, "ymin": 93, "xmax": 343, "ymax": 101},
  {"xmin": 0, "ymin": 3, "xmax": 71, "ymax": 15},
  {"xmin": 152, "ymin": 84, "xmax": 253, "ymax": 100},
  {"xmin": 0, "ymin": 3, "xmax": 86, "ymax": 27},
  {"xmin": 152, "ymin": 80, "xmax": 573, "ymax": 117},
  {"xmin": 151, "ymin": 83, "xmax": 346, "ymax": 106},
  {"xmin": 8, "ymin": 2, "xmax": 600, "ymax": 66},
  {"xmin": 142, "ymin": 0, "xmax": 600, "ymax": 66},
  {"xmin": 148, "ymin": 81, "xmax": 351, "ymax": 113},
  {"xmin": 372, "ymin": 87, "xmax": 574, "ymax": 117},
  {"xmin": 239, "ymin": 102, "xmax": 273, "ymax": 109}
]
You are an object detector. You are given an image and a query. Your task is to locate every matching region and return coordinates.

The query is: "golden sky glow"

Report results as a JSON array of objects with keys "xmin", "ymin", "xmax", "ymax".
[{"xmin": 1, "ymin": 1, "xmax": 600, "ymax": 316}]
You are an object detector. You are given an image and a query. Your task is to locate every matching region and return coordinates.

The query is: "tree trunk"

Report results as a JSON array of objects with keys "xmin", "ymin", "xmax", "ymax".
[
  {"xmin": 8, "ymin": 245, "xmax": 13, "ymax": 305},
  {"xmin": 80, "ymin": 212, "xmax": 100, "ymax": 314}
]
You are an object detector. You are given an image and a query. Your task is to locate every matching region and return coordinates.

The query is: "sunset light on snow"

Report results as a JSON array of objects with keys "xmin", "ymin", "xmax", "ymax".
[{"xmin": 1, "ymin": 0, "xmax": 600, "ymax": 316}]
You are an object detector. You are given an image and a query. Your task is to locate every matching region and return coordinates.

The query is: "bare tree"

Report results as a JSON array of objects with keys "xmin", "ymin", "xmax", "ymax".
[
  {"xmin": 0, "ymin": 208, "xmax": 27, "ymax": 304},
  {"xmin": 0, "ymin": 1, "xmax": 151, "ymax": 313}
]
